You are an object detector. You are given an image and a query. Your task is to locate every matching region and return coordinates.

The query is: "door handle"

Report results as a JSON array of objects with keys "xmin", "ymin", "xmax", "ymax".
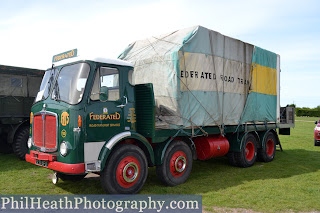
[{"xmin": 117, "ymin": 96, "xmax": 128, "ymax": 108}]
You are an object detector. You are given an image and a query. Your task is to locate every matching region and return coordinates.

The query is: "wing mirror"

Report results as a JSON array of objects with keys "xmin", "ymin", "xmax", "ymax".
[{"xmin": 99, "ymin": 86, "xmax": 109, "ymax": 102}]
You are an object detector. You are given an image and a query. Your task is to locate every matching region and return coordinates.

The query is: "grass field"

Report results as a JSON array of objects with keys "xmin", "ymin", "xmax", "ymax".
[{"xmin": 1, "ymin": 117, "xmax": 320, "ymax": 212}]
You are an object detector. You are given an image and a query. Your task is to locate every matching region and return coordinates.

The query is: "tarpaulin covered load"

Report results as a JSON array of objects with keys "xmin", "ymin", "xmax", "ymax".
[{"xmin": 119, "ymin": 26, "xmax": 280, "ymax": 131}]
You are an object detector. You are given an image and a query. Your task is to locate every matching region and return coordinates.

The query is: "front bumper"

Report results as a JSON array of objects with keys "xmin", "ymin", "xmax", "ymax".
[{"xmin": 26, "ymin": 150, "xmax": 85, "ymax": 174}]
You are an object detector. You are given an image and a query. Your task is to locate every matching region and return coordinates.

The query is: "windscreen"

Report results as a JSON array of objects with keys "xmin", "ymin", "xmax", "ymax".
[
  {"xmin": 51, "ymin": 63, "xmax": 90, "ymax": 104},
  {"xmin": 35, "ymin": 68, "xmax": 58, "ymax": 103}
]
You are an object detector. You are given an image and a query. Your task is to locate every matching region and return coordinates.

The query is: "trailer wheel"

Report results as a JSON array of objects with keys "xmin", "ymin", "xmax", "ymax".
[
  {"xmin": 156, "ymin": 141, "xmax": 192, "ymax": 186},
  {"xmin": 12, "ymin": 125, "xmax": 29, "ymax": 160},
  {"xmin": 100, "ymin": 144, "xmax": 148, "ymax": 194},
  {"xmin": 234, "ymin": 134, "xmax": 257, "ymax": 167},
  {"xmin": 258, "ymin": 132, "xmax": 277, "ymax": 162},
  {"xmin": 57, "ymin": 173, "xmax": 86, "ymax": 182}
]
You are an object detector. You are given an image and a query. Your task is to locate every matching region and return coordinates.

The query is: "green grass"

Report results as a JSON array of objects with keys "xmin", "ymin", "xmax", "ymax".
[{"xmin": 1, "ymin": 117, "xmax": 320, "ymax": 212}]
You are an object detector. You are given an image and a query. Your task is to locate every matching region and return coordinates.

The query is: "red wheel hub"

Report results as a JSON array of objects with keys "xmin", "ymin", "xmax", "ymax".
[
  {"xmin": 266, "ymin": 139, "xmax": 275, "ymax": 157},
  {"xmin": 116, "ymin": 156, "xmax": 140, "ymax": 188},
  {"xmin": 170, "ymin": 151, "xmax": 187, "ymax": 177},
  {"xmin": 245, "ymin": 141, "xmax": 255, "ymax": 161}
]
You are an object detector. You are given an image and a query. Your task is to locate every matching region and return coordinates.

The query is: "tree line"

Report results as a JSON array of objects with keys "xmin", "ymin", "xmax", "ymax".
[{"xmin": 288, "ymin": 104, "xmax": 320, "ymax": 117}]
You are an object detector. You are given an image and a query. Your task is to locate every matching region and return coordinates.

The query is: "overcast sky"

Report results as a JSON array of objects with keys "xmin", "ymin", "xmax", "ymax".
[{"xmin": 0, "ymin": 0, "xmax": 319, "ymax": 107}]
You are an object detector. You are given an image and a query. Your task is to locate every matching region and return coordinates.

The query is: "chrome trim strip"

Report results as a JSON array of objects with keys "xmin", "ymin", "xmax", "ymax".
[
  {"xmin": 105, "ymin": 132, "xmax": 131, "ymax": 150},
  {"xmin": 42, "ymin": 113, "xmax": 45, "ymax": 148}
]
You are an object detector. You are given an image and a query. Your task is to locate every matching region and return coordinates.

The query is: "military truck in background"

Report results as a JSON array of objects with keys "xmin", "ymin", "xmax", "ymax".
[{"xmin": 0, "ymin": 65, "xmax": 44, "ymax": 159}]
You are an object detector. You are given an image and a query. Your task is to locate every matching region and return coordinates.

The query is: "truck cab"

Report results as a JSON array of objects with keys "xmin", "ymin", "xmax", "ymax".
[{"xmin": 26, "ymin": 55, "xmax": 154, "ymax": 193}]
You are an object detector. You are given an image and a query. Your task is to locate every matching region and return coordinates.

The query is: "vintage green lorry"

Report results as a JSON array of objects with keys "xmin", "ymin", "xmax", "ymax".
[
  {"xmin": 26, "ymin": 26, "xmax": 294, "ymax": 194},
  {"xmin": 0, "ymin": 65, "xmax": 44, "ymax": 159}
]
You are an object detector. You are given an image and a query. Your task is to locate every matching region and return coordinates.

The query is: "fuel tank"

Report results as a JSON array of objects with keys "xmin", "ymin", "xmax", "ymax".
[{"xmin": 194, "ymin": 135, "xmax": 229, "ymax": 160}]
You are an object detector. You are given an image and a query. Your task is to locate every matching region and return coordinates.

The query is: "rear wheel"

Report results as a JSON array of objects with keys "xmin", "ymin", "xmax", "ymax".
[
  {"xmin": 156, "ymin": 141, "xmax": 192, "ymax": 186},
  {"xmin": 314, "ymin": 139, "xmax": 319, "ymax": 146},
  {"xmin": 13, "ymin": 125, "xmax": 29, "ymax": 160},
  {"xmin": 258, "ymin": 132, "xmax": 277, "ymax": 162},
  {"xmin": 234, "ymin": 133, "xmax": 257, "ymax": 167},
  {"xmin": 100, "ymin": 144, "xmax": 148, "ymax": 194}
]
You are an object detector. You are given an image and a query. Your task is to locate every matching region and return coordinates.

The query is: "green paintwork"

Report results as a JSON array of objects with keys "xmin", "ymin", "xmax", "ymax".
[
  {"xmin": 225, "ymin": 132, "xmax": 243, "ymax": 152},
  {"xmin": 153, "ymin": 140, "xmax": 171, "ymax": 165},
  {"xmin": 134, "ymin": 84, "xmax": 156, "ymax": 140}
]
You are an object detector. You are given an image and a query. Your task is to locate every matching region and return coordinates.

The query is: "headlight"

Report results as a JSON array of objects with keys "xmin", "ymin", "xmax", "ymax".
[
  {"xmin": 60, "ymin": 142, "xmax": 68, "ymax": 157},
  {"xmin": 315, "ymin": 126, "xmax": 320, "ymax": 131},
  {"xmin": 27, "ymin": 137, "xmax": 33, "ymax": 149}
]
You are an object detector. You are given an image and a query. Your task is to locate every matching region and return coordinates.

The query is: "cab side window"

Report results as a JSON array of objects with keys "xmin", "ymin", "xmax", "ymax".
[{"xmin": 90, "ymin": 67, "xmax": 120, "ymax": 101}]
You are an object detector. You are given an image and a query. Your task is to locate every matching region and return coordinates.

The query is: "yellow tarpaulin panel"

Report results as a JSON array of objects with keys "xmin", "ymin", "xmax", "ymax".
[{"xmin": 250, "ymin": 63, "xmax": 277, "ymax": 96}]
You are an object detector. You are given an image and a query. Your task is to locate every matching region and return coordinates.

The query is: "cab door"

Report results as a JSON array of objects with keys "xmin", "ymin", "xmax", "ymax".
[{"xmin": 86, "ymin": 66, "xmax": 125, "ymax": 143}]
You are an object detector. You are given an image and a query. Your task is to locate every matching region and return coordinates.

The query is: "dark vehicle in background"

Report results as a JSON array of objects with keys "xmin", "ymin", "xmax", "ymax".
[
  {"xmin": 0, "ymin": 65, "xmax": 44, "ymax": 159},
  {"xmin": 314, "ymin": 120, "xmax": 320, "ymax": 146}
]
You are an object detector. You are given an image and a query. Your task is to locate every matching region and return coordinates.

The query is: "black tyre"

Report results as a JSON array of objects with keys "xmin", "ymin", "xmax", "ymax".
[
  {"xmin": 258, "ymin": 132, "xmax": 277, "ymax": 162},
  {"xmin": 0, "ymin": 134, "xmax": 13, "ymax": 154},
  {"xmin": 156, "ymin": 141, "xmax": 192, "ymax": 186},
  {"xmin": 234, "ymin": 133, "xmax": 257, "ymax": 168},
  {"xmin": 57, "ymin": 173, "xmax": 86, "ymax": 181},
  {"xmin": 13, "ymin": 125, "xmax": 29, "ymax": 160},
  {"xmin": 315, "ymin": 139, "xmax": 319, "ymax": 146},
  {"xmin": 100, "ymin": 144, "xmax": 148, "ymax": 194}
]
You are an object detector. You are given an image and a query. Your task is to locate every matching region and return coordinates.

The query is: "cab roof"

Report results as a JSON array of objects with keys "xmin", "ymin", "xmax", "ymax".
[{"xmin": 52, "ymin": 56, "xmax": 133, "ymax": 68}]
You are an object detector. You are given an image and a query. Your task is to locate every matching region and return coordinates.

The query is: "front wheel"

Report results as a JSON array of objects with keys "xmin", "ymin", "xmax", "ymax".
[
  {"xmin": 100, "ymin": 144, "xmax": 148, "ymax": 194},
  {"xmin": 234, "ymin": 133, "xmax": 257, "ymax": 167},
  {"xmin": 156, "ymin": 141, "xmax": 192, "ymax": 186}
]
